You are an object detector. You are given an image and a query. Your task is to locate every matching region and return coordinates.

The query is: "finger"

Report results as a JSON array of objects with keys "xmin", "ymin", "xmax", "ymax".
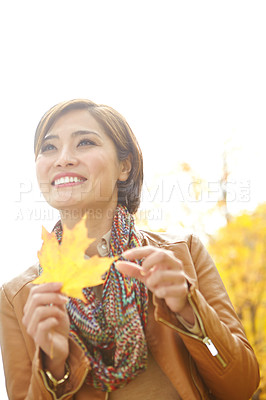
[
  {"xmin": 34, "ymin": 317, "xmax": 59, "ymax": 351},
  {"xmin": 115, "ymin": 261, "xmax": 146, "ymax": 282},
  {"xmin": 23, "ymin": 294, "xmax": 67, "ymax": 327},
  {"xmin": 23, "ymin": 294, "xmax": 67, "ymax": 326},
  {"xmin": 122, "ymin": 246, "xmax": 157, "ymax": 260},
  {"xmin": 142, "ymin": 250, "xmax": 182, "ymax": 273},
  {"xmin": 24, "ymin": 283, "xmax": 63, "ymax": 314},
  {"xmin": 154, "ymin": 283, "xmax": 187, "ymax": 300},
  {"xmin": 122, "ymin": 247, "xmax": 181, "ymax": 274},
  {"xmin": 154, "ymin": 284, "xmax": 189, "ymax": 314},
  {"xmin": 146, "ymin": 269, "xmax": 186, "ymax": 290},
  {"xmin": 24, "ymin": 305, "xmax": 66, "ymax": 337},
  {"xmin": 29, "ymin": 282, "xmax": 63, "ymax": 295}
]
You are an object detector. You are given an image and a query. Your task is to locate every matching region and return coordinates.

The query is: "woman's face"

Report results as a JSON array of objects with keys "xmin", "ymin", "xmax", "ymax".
[{"xmin": 36, "ymin": 109, "xmax": 130, "ymax": 214}]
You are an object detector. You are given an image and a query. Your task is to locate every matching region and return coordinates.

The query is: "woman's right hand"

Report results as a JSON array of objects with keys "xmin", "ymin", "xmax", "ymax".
[{"xmin": 22, "ymin": 282, "xmax": 70, "ymax": 378}]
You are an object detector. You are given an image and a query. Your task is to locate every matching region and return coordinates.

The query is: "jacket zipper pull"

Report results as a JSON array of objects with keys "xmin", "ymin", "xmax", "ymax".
[{"xmin": 203, "ymin": 337, "xmax": 218, "ymax": 356}]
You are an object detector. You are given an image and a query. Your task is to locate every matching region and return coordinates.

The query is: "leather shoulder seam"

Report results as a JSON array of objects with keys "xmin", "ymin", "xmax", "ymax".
[
  {"xmin": 0, "ymin": 285, "xmax": 13, "ymax": 308},
  {"xmin": 140, "ymin": 229, "xmax": 193, "ymax": 246},
  {"xmin": 188, "ymin": 233, "xmax": 193, "ymax": 252},
  {"xmin": 2, "ymin": 279, "xmax": 34, "ymax": 305},
  {"xmin": 1, "ymin": 265, "xmax": 39, "ymax": 304}
]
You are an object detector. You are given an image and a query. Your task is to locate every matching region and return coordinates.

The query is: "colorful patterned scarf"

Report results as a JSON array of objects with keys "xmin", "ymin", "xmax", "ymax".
[{"xmin": 53, "ymin": 205, "xmax": 148, "ymax": 392}]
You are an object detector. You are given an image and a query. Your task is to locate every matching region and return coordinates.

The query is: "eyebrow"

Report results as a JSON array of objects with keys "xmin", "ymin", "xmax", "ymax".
[{"xmin": 43, "ymin": 130, "xmax": 101, "ymax": 142}]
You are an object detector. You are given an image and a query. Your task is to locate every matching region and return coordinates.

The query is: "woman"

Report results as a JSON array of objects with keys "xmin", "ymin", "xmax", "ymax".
[{"xmin": 0, "ymin": 99, "xmax": 260, "ymax": 399}]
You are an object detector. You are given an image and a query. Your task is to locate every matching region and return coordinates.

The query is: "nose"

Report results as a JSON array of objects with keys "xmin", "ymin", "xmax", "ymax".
[{"xmin": 55, "ymin": 147, "xmax": 78, "ymax": 168}]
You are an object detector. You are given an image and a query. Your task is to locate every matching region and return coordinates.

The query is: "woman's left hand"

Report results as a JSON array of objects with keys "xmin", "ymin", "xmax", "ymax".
[
  {"xmin": 22, "ymin": 282, "xmax": 70, "ymax": 378},
  {"xmin": 116, "ymin": 246, "xmax": 195, "ymax": 325}
]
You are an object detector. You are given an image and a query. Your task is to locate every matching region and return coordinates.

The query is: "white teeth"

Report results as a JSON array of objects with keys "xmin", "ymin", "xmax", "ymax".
[{"xmin": 54, "ymin": 176, "xmax": 84, "ymax": 186}]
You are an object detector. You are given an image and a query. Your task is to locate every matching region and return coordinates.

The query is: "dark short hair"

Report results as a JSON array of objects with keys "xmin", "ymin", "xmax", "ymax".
[{"xmin": 34, "ymin": 99, "xmax": 143, "ymax": 214}]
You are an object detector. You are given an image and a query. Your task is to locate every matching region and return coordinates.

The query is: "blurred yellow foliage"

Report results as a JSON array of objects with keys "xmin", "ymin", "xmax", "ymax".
[{"xmin": 208, "ymin": 203, "xmax": 266, "ymax": 399}]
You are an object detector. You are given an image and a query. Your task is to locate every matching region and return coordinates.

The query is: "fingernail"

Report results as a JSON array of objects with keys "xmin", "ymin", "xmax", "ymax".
[
  {"xmin": 59, "ymin": 295, "xmax": 68, "ymax": 302},
  {"xmin": 140, "ymin": 269, "xmax": 146, "ymax": 276}
]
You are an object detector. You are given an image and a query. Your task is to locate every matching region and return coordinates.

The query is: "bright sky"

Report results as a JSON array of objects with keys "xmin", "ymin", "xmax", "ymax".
[{"xmin": 1, "ymin": 1, "xmax": 266, "ymax": 397}]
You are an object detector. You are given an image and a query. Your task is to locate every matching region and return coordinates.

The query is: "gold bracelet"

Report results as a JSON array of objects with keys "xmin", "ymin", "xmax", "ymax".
[{"xmin": 45, "ymin": 362, "xmax": 70, "ymax": 391}]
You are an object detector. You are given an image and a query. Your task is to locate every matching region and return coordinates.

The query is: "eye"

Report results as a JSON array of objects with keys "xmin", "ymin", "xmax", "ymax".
[
  {"xmin": 77, "ymin": 138, "xmax": 96, "ymax": 147},
  {"xmin": 40, "ymin": 143, "xmax": 57, "ymax": 153}
]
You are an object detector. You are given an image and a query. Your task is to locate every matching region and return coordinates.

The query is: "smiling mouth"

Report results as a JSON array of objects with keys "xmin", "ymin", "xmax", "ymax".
[{"xmin": 52, "ymin": 176, "xmax": 87, "ymax": 187}]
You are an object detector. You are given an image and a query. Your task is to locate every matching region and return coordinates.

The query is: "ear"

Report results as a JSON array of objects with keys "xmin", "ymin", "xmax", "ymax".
[{"xmin": 118, "ymin": 155, "xmax": 132, "ymax": 182}]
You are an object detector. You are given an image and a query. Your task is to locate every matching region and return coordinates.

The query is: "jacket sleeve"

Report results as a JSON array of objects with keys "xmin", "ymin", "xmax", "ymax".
[
  {"xmin": 0, "ymin": 285, "xmax": 90, "ymax": 400},
  {"xmin": 155, "ymin": 234, "xmax": 260, "ymax": 400}
]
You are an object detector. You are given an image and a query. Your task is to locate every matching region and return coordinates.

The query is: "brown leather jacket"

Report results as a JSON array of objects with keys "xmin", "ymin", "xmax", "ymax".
[{"xmin": 0, "ymin": 231, "xmax": 260, "ymax": 400}]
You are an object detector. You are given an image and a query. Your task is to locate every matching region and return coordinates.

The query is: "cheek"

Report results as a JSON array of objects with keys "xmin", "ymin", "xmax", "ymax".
[
  {"xmin": 83, "ymin": 154, "xmax": 120, "ymax": 198},
  {"xmin": 35, "ymin": 158, "xmax": 50, "ymax": 184},
  {"xmin": 84, "ymin": 152, "xmax": 119, "ymax": 177}
]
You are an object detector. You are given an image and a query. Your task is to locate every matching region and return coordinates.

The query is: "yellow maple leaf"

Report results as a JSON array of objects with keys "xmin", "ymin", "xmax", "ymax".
[{"xmin": 33, "ymin": 216, "xmax": 115, "ymax": 302}]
